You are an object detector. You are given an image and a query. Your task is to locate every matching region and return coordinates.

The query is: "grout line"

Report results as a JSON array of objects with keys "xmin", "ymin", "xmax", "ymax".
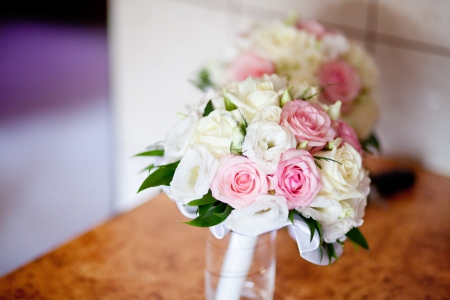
[
  {"xmin": 165, "ymin": 0, "xmax": 227, "ymax": 13},
  {"xmin": 364, "ymin": 0, "xmax": 379, "ymax": 55},
  {"xmin": 165, "ymin": 0, "xmax": 450, "ymax": 59},
  {"xmin": 368, "ymin": 32, "xmax": 450, "ymax": 58}
]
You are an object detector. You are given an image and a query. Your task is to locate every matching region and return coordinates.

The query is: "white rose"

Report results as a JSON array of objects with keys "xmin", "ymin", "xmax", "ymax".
[
  {"xmin": 338, "ymin": 41, "xmax": 379, "ymax": 139},
  {"xmin": 315, "ymin": 143, "xmax": 364, "ymax": 199},
  {"xmin": 343, "ymin": 41, "xmax": 378, "ymax": 91},
  {"xmin": 253, "ymin": 21, "xmax": 302, "ymax": 59},
  {"xmin": 225, "ymin": 76, "xmax": 285, "ymax": 122},
  {"xmin": 251, "ymin": 105, "xmax": 282, "ymax": 124},
  {"xmin": 187, "ymin": 88, "xmax": 219, "ymax": 116},
  {"xmin": 164, "ymin": 112, "xmax": 198, "ymax": 163},
  {"xmin": 260, "ymin": 74, "xmax": 288, "ymax": 91},
  {"xmin": 342, "ymin": 94, "xmax": 379, "ymax": 139},
  {"xmin": 242, "ymin": 121, "xmax": 296, "ymax": 174},
  {"xmin": 322, "ymin": 219, "xmax": 352, "ymax": 243},
  {"xmin": 225, "ymin": 194, "xmax": 289, "ymax": 236},
  {"xmin": 290, "ymin": 82, "xmax": 320, "ymax": 101},
  {"xmin": 297, "ymin": 195, "xmax": 342, "ymax": 224},
  {"xmin": 168, "ymin": 146, "xmax": 219, "ymax": 204},
  {"xmin": 191, "ymin": 109, "xmax": 238, "ymax": 157},
  {"xmin": 252, "ymin": 23, "xmax": 322, "ymax": 86},
  {"xmin": 305, "ymin": 168, "xmax": 370, "ymax": 243},
  {"xmin": 340, "ymin": 170, "xmax": 370, "ymax": 227},
  {"xmin": 321, "ymin": 34, "xmax": 350, "ymax": 61}
]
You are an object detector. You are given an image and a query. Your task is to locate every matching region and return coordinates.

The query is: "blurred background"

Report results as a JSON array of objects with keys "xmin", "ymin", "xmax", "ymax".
[
  {"xmin": 0, "ymin": 1, "xmax": 110, "ymax": 275},
  {"xmin": 1, "ymin": 0, "xmax": 449, "ymax": 276}
]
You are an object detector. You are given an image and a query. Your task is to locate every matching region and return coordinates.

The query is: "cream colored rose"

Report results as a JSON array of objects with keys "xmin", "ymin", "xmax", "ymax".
[
  {"xmin": 191, "ymin": 109, "xmax": 238, "ymax": 157},
  {"xmin": 253, "ymin": 21, "xmax": 303, "ymax": 59},
  {"xmin": 342, "ymin": 94, "xmax": 379, "ymax": 139},
  {"xmin": 341, "ymin": 170, "xmax": 370, "ymax": 227},
  {"xmin": 299, "ymin": 167, "xmax": 370, "ymax": 243},
  {"xmin": 252, "ymin": 22, "xmax": 323, "ymax": 87},
  {"xmin": 315, "ymin": 143, "xmax": 364, "ymax": 199},
  {"xmin": 251, "ymin": 105, "xmax": 282, "ymax": 124},
  {"xmin": 225, "ymin": 75, "xmax": 286, "ymax": 122}
]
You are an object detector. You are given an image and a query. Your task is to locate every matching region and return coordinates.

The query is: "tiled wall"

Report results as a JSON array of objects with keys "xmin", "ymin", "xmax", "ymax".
[{"xmin": 109, "ymin": 0, "xmax": 450, "ymax": 211}]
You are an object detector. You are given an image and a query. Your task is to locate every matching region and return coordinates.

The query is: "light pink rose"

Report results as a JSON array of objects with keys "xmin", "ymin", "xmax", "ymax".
[
  {"xmin": 280, "ymin": 100, "xmax": 336, "ymax": 152},
  {"xmin": 227, "ymin": 51, "xmax": 275, "ymax": 82},
  {"xmin": 318, "ymin": 60, "xmax": 361, "ymax": 113},
  {"xmin": 334, "ymin": 120, "xmax": 362, "ymax": 154},
  {"xmin": 295, "ymin": 20, "xmax": 334, "ymax": 39},
  {"xmin": 211, "ymin": 155, "xmax": 268, "ymax": 209},
  {"xmin": 272, "ymin": 149, "xmax": 322, "ymax": 209}
]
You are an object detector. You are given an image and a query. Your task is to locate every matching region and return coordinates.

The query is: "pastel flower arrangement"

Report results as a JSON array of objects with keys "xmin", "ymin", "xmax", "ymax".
[
  {"xmin": 194, "ymin": 17, "xmax": 380, "ymax": 147},
  {"xmin": 138, "ymin": 74, "xmax": 369, "ymax": 263}
]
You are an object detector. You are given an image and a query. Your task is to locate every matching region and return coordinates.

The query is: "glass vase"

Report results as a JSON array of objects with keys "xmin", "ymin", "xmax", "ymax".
[{"xmin": 205, "ymin": 230, "xmax": 276, "ymax": 300}]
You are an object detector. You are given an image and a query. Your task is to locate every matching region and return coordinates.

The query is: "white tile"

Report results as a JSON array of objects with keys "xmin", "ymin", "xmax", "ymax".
[
  {"xmin": 377, "ymin": 0, "xmax": 450, "ymax": 49},
  {"xmin": 109, "ymin": 0, "xmax": 231, "ymax": 211},
  {"xmin": 169, "ymin": 0, "xmax": 227, "ymax": 11},
  {"xmin": 374, "ymin": 44, "xmax": 450, "ymax": 177},
  {"xmin": 240, "ymin": 0, "xmax": 369, "ymax": 36}
]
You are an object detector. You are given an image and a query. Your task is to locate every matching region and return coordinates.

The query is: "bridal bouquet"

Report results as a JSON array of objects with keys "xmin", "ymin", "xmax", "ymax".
[
  {"xmin": 194, "ymin": 17, "xmax": 379, "ymax": 147},
  {"xmin": 137, "ymin": 74, "xmax": 369, "ymax": 264}
]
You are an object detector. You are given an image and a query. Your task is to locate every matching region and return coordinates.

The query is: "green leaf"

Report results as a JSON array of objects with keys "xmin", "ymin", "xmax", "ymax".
[
  {"xmin": 187, "ymin": 190, "xmax": 216, "ymax": 206},
  {"xmin": 134, "ymin": 149, "xmax": 164, "ymax": 157},
  {"xmin": 297, "ymin": 213, "xmax": 316, "ymax": 243},
  {"xmin": 303, "ymin": 83, "xmax": 339, "ymax": 100},
  {"xmin": 345, "ymin": 227, "xmax": 369, "ymax": 250},
  {"xmin": 198, "ymin": 201, "xmax": 216, "ymax": 216},
  {"xmin": 314, "ymin": 160, "xmax": 322, "ymax": 170},
  {"xmin": 137, "ymin": 161, "xmax": 180, "ymax": 193},
  {"xmin": 288, "ymin": 210, "xmax": 295, "ymax": 225},
  {"xmin": 190, "ymin": 68, "xmax": 215, "ymax": 92},
  {"xmin": 300, "ymin": 86, "xmax": 310, "ymax": 99},
  {"xmin": 237, "ymin": 109, "xmax": 248, "ymax": 130},
  {"xmin": 315, "ymin": 221, "xmax": 323, "ymax": 241},
  {"xmin": 184, "ymin": 202, "xmax": 228, "ymax": 227},
  {"xmin": 213, "ymin": 204, "xmax": 233, "ymax": 218},
  {"xmin": 203, "ymin": 100, "xmax": 214, "ymax": 117},
  {"xmin": 223, "ymin": 88, "xmax": 237, "ymax": 111},
  {"xmin": 360, "ymin": 132, "xmax": 380, "ymax": 154},
  {"xmin": 138, "ymin": 168, "xmax": 174, "ymax": 192},
  {"xmin": 140, "ymin": 164, "xmax": 154, "ymax": 173},
  {"xmin": 313, "ymin": 156, "xmax": 342, "ymax": 165},
  {"xmin": 324, "ymin": 242, "xmax": 339, "ymax": 265},
  {"xmin": 159, "ymin": 161, "xmax": 180, "ymax": 170}
]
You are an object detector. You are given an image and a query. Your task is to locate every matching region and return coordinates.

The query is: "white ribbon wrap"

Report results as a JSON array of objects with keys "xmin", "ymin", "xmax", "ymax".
[
  {"xmin": 286, "ymin": 214, "xmax": 343, "ymax": 265},
  {"xmin": 175, "ymin": 200, "xmax": 343, "ymax": 265},
  {"xmin": 173, "ymin": 198, "xmax": 344, "ymax": 299},
  {"xmin": 213, "ymin": 233, "xmax": 258, "ymax": 300}
]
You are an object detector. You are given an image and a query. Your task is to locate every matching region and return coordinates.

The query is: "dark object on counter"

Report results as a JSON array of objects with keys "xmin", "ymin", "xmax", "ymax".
[{"xmin": 370, "ymin": 169, "xmax": 416, "ymax": 198}]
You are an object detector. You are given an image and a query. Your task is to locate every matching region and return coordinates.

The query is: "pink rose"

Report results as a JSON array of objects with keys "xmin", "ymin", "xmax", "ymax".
[
  {"xmin": 280, "ymin": 100, "xmax": 335, "ymax": 152},
  {"xmin": 318, "ymin": 60, "xmax": 361, "ymax": 113},
  {"xmin": 272, "ymin": 149, "xmax": 321, "ymax": 209},
  {"xmin": 227, "ymin": 51, "xmax": 275, "ymax": 82},
  {"xmin": 334, "ymin": 120, "xmax": 362, "ymax": 154},
  {"xmin": 211, "ymin": 155, "xmax": 268, "ymax": 209},
  {"xmin": 295, "ymin": 20, "xmax": 334, "ymax": 39}
]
